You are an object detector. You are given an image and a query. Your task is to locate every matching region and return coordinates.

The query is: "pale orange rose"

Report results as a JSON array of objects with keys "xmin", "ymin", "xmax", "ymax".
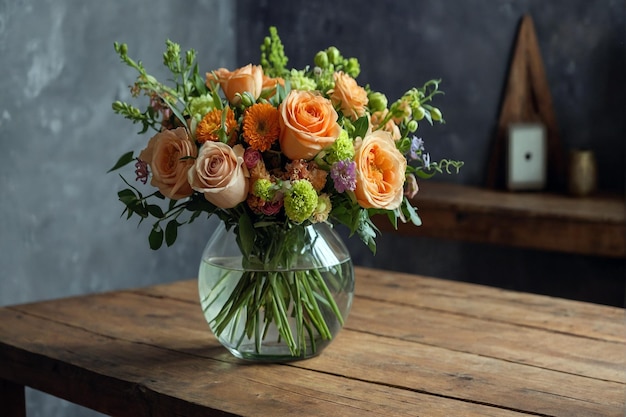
[
  {"xmin": 138, "ymin": 127, "xmax": 196, "ymax": 200},
  {"xmin": 353, "ymin": 130, "xmax": 407, "ymax": 210},
  {"xmin": 279, "ymin": 90, "xmax": 341, "ymax": 160},
  {"xmin": 329, "ymin": 71, "xmax": 368, "ymax": 121},
  {"xmin": 206, "ymin": 64, "xmax": 264, "ymax": 104},
  {"xmin": 188, "ymin": 142, "xmax": 249, "ymax": 209},
  {"xmin": 371, "ymin": 109, "xmax": 401, "ymax": 140}
]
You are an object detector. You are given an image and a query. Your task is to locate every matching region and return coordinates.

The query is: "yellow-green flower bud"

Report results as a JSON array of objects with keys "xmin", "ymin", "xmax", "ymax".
[
  {"xmin": 407, "ymin": 119, "xmax": 419, "ymax": 132},
  {"xmin": 326, "ymin": 46, "xmax": 341, "ymax": 65},
  {"xmin": 344, "ymin": 57, "xmax": 360, "ymax": 78},
  {"xmin": 368, "ymin": 92, "xmax": 388, "ymax": 113},
  {"xmin": 413, "ymin": 106, "xmax": 426, "ymax": 121},
  {"xmin": 430, "ymin": 107, "xmax": 443, "ymax": 121},
  {"xmin": 239, "ymin": 92, "xmax": 255, "ymax": 107},
  {"xmin": 314, "ymin": 51, "xmax": 329, "ymax": 68}
]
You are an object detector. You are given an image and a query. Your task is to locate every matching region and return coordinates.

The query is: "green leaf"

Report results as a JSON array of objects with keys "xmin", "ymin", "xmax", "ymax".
[
  {"xmin": 165, "ymin": 220, "xmax": 179, "ymax": 247},
  {"xmin": 117, "ymin": 189, "xmax": 137, "ymax": 205},
  {"xmin": 108, "ymin": 151, "xmax": 135, "ymax": 173},
  {"xmin": 353, "ymin": 116, "xmax": 369, "ymax": 139},
  {"xmin": 149, "ymin": 225, "xmax": 164, "ymax": 250},
  {"xmin": 147, "ymin": 204, "xmax": 164, "ymax": 218},
  {"xmin": 236, "ymin": 214, "xmax": 255, "ymax": 258}
]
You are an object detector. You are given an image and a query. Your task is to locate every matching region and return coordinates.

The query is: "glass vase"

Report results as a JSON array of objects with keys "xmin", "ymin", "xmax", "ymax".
[{"xmin": 198, "ymin": 221, "xmax": 354, "ymax": 362}]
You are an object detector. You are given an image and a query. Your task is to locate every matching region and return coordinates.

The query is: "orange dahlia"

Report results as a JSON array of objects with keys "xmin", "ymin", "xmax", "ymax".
[
  {"xmin": 196, "ymin": 108, "xmax": 237, "ymax": 143},
  {"xmin": 242, "ymin": 102, "xmax": 280, "ymax": 152}
]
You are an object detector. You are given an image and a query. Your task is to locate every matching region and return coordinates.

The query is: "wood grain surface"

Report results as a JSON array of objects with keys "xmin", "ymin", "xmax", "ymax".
[{"xmin": 1, "ymin": 267, "xmax": 624, "ymax": 416}]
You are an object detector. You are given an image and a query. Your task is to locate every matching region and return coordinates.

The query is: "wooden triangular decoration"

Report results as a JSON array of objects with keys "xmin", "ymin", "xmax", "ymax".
[{"xmin": 486, "ymin": 14, "xmax": 564, "ymax": 190}]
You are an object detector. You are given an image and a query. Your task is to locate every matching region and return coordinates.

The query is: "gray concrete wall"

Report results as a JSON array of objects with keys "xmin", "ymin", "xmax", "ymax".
[{"xmin": 0, "ymin": 1, "xmax": 234, "ymax": 415}]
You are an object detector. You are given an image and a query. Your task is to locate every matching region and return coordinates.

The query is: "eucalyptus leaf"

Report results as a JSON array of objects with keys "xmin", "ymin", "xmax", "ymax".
[{"xmin": 108, "ymin": 151, "xmax": 135, "ymax": 173}]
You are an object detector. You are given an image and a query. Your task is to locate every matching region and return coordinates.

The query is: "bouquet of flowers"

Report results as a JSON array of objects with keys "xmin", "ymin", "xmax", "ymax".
[{"xmin": 110, "ymin": 27, "xmax": 462, "ymax": 358}]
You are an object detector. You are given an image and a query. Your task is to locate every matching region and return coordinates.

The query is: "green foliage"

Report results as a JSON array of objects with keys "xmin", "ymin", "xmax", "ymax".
[{"xmin": 260, "ymin": 26, "xmax": 289, "ymax": 78}]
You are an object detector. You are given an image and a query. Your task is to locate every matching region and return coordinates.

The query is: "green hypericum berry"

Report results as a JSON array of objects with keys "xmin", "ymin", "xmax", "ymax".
[
  {"xmin": 430, "ymin": 108, "xmax": 443, "ymax": 121},
  {"xmin": 407, "ymin": 120, "xmax": 419, "ymax": 132}
]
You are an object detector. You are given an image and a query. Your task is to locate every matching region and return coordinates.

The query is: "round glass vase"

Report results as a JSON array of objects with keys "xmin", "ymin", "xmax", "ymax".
[{"xmin": 198, "ymin": 221, "xmax": 354, "ymax": 362}]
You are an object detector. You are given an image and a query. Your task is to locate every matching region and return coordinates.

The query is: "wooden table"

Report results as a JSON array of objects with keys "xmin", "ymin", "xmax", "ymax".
[{"xmin": 1, "ymin": 267, "xmax": 624, "ymax": 416}]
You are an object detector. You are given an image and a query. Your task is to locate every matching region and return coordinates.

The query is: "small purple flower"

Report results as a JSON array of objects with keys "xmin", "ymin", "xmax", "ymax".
[
  {"xmin": 330, "ymin": 159, "xmax": 357, "ymax": 193},
  {"xmin": 422, "ymin": 152, "xmax": 431, "ymax": 168},
  {"xmin": 409, "ymin": 136, "xmax": 425, "ymax": 160},
  {"xmin": 135, "ymin": 159, "xmax": 149, "ymax": 184}
]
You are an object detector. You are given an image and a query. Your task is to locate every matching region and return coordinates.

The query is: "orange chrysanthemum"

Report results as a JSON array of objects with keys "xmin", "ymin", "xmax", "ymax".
[
  {"xmin": 196, "ymin": 108, "xmax": 237, "ymax": 143},
  {"xmin": 242, "ymin": 103, "xmax": 280, "ymax": 152}
]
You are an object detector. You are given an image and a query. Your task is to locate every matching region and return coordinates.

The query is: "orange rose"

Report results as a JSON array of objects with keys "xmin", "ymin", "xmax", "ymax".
[
  {"xmin": 138, "ymin": 127, "xmax": 196, "ymax": 200},
  {"xmin": 279, "ymin": 90, "xmax": 341, "ymax": 160},
  {"xmin": 354, "ymin": 130, "xmax": 407, "ymax": 210},
  {"xmin": 329, "ymin": 71, "xmax": 368, "ymax": 121},
  {"xmin": 188, "ymin": 143, "xmax": 249, "ymax": 209},
  {"xmin": 207, "ymin": 64, "xmax": 263, "ymax": 104}
]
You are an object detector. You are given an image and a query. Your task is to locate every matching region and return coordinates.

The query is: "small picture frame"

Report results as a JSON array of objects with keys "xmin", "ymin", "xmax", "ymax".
[{"xmin": 506, "ymin": 123, "xmax": 547, "ymax": 191}]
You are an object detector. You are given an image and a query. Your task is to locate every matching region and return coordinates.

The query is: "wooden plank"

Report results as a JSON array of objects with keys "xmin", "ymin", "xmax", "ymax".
[
  {"xmin": 346, "ymin": 297, "xmax": 625, "ymax": 383},
  {"xmin": 376, "ymin": 181, "xmax": 626, "ymax": 258},
  {"xmin": 354, "ymin": 267, "xmax": 626, "ymax": 343},
  {"xmin": 0, "ymin": 307, "xmax": 531, "ymax": 417},
  {"xmin": 298, "ymin": 330, "xmax": 624, "ymax": 417},
  {"xmin": 0, "ymin": 378, "xmax": 26, "ymax": 417}
]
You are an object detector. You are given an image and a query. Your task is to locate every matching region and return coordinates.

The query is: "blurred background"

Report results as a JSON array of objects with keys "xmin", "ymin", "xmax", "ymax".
[{"xmin": 0, "ymin": 0, "xmax": 624, "ymax": 415}]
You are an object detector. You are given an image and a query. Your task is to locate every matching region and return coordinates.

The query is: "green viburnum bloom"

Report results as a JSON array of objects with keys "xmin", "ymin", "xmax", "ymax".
[
  {"xmin": 289, "ymin": 69, "xmax": 317, "ymax": 91},
  {"xmin": 284, "ymin": 180, "xmax": 318, "ymax": 223},
  {"xmin": 253, "ymin": 178, "xmax": 274, "ymax": 201},
  {"xmin": 327, "ymin": 130, "xmax": 354, "ymax": 165},
  {"xmin": 188, "ymin": 94, "xmax": 215, "ymax": 121}
]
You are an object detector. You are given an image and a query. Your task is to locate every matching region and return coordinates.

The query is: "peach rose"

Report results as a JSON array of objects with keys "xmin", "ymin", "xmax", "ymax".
[
  {"xmin": 353, "ymin": 130, "xmax": 407, "ymax": 210},
  {"xmin": 138, "ymin": 127, "xmax": 196, "ymax": 200},
  {"xmin": 279, "ymin": 90, "xmax": 341, "ymax": 160},
  {"xmin": 371, "ymin": 109, "xmax": 401, "ymax": 140},
  {"xmin": 329, "ymin": 71, "xmax": 368, "ymax": 121},
  {"xmin": 207, "ymin": 64, "xmax": 263, "ymax": 104},
  {"xmin": 188, "ymin": 142, "xmax": 249, "ymax": 209}
]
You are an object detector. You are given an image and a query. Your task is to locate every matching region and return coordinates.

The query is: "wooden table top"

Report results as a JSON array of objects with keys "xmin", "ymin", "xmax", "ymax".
[{"xmin": 1, "ymin": 267, "xmax": 624, "ymax": 416}]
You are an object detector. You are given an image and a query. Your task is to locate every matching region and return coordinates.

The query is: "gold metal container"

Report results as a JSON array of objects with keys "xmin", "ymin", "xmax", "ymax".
[{"xmin": 567, "ymin": 149, "xmax": 597, "ymax": 197}]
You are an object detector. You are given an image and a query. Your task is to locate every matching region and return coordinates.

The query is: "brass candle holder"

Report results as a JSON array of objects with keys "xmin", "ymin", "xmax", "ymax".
[{"xmin": 567, "ymin": 149, "xmax": 597, "ymax": 197}]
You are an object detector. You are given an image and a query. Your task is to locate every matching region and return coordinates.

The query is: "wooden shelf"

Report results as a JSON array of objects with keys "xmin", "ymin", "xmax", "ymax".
[{"xmin": 376, "ymin": 182, "xmax": 626, "ymax": 258}]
